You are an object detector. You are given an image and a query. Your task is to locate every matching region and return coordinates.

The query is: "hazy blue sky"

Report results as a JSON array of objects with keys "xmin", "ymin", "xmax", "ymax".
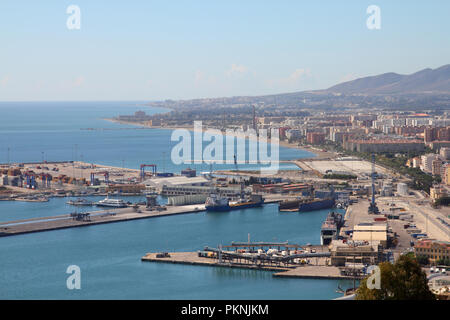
[{"xmin": 0, "ymin": 0, "xmax": 449, "ymax": 101}]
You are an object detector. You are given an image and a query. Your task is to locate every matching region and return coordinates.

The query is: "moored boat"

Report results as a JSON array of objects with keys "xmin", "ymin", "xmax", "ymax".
[
  {"xmin": 96, "ymin": 196, "xmax": 127, "ymax": 208},
  {"xmin": 66, "ymin": 198, "xmax": 94, "ymax": 206},
  {"xmin": 205, "ymin": 194, "xmax": 263, "ymax": 212},
  {"xmin": 298, "ymin": 198, "xmax": 335, "ymax": 212}
]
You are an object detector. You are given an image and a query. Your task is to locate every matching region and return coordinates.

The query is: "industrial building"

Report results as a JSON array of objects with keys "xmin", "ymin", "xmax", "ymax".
[
  {"xmin": 352, "ymin": 223, "xmax": 389, "ymax": 248},
  {"xmin": 144, "ymin": 176, "xmax": 210, "ymax": 194},
  {"xmin": 252, "ymin": 183, "xmax": 312, "ymax": 195},
  {"xmin": 330, "ymin": 240, "xmax": 382, "ymax": 266},
  {"xmin": 107, "ymin": 184, "xmax": 146, "ymax": 194}
]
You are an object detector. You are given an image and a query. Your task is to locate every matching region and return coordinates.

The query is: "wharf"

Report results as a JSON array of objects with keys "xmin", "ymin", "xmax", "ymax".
[
  {"xmin": 0, "ymin": 198, "xmax": 280, "ymax": 237},
  {"xmin": 0, "ymin": 204, "xmax": 206, "ymax": 237},
  {"xmin": 141, "ymin": 251, "xmax": 356, "ymax": 280}
]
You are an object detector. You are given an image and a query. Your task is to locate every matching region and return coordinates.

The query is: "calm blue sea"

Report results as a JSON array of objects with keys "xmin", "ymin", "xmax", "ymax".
[
  {"xmin": 0, "ymin": 101, "xmax": 313, "ymax": 173},
  {"xmin": 0, "ymin": 101, "xmax": 347, "ymax": 300}
]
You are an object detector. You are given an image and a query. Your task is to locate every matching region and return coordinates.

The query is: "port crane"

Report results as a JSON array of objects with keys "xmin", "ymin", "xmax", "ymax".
[
  {"xmin": 140, "ymin": 164, "xmax": 157, "ymax": 181},
  {"xmin": 23, "ymin": 171, "xmax": 37, "ymax": 189},
  {"xmin": 90, "ymin": 171, "xmax": 110, "ymax": 186},
  {"xmin": 38, "ymin": 173, "xmax": 52, "ymax": 188},
  {"xmin": 368, "ymin": 153, "xmax": 380, "ymax": 214}
]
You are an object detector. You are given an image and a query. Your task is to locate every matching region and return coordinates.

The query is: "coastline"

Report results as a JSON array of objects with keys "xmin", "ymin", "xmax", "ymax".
[{"xmin": 102, "ymin": 118, "xmax": 335, "ymax": 160}]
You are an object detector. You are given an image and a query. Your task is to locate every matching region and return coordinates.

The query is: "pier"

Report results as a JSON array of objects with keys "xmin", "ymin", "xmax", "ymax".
[
  {"xmin": 141, "ymin": 251, "xmax": 358, "ymax": 280},
  {"xmin": 0, "ymin": 198, "xmax": 282, "ymax": 237},
  {"xmin": 0, "ymin": 204, "xmax": 205, "ymax": 237}
]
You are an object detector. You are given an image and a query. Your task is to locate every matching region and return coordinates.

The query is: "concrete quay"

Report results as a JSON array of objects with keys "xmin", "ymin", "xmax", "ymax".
[
  {"xmin": 141, "ymin": 251, "xmax": 357, "ymax": 280},
  {"xmin": 0, "ymin": 204, "xmax": 206, "ymax": 237},
  {"xmin": 0, "ymin": 198, "xmax": 283, "ymax": 237}
]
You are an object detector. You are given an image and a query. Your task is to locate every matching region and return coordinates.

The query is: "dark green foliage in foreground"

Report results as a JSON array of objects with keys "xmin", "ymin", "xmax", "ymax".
[
  {"xmin": 415, "ymin": 255, "xmax": 430, "ymax": 266},
  {"xmin": 356, "ymin": 255, "xmax": 435, "ymax": 300}
]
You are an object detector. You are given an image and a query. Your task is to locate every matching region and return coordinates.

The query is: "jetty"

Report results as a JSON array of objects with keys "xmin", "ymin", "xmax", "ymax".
[
  {"xmin": 141, "ymin": 250, "xmax": 358, "ymax": 280},
  {"xmin": 0, "ymin": 204, "xmax": 205, "ymax": 237},
  {"xmin": 0, "ymin": 198, "xmax": 282, "ymax": 237}
]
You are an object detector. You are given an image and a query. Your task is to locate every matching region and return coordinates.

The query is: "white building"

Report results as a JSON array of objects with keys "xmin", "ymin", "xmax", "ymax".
[
  {"xmin": 397, "ymin": 183, "xmax": 409, "ymax": 196},
  {"xmin": 285, "ymin": 129, "xmax": 302, "ymax": 140},
  {"xmin": 420, "ymin": 154, "xmax": 441, "ymax": 173}
]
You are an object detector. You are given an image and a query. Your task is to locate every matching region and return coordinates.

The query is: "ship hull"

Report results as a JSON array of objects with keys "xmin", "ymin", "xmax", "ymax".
[
  {"xmin": 206, "ymin": 201, "xmax": 263, "ymax": 212},
  {"xmin": 279, "ymin": 199, "xmax": 301, "ymax": 210},
  {"xmin": 298, "ymin": 199, "xmax": 335, "ymax": 212},
  {"xmin": 96, "ymin": 203, "xmax": 127, "ymax": 208}
]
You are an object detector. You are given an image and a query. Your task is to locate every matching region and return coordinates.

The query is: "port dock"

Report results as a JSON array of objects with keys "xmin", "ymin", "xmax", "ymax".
[
  {"xmin": 0, "ymin": 198, "xmax": 282, "ymax": 237},
  {"xmin": 141, "ymin": 250, "xmax": 358, "ymax": 280},
  {"xmin": 0, "ymin": 204, "xmax": 205, "ymax": 237}
]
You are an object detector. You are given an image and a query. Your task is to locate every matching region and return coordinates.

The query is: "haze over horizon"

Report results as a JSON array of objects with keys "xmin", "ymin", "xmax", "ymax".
[{"xmin": 1, "ymin": 0, "xmax": 449, "ymax": 101}]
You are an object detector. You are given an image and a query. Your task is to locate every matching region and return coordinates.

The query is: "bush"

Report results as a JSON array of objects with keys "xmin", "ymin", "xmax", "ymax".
[
  {"xmin": 415, "ymin": 255, "xmax": 429, "ymax": 266},
  {"xmin": 437, "ymin": 259, "xmax": 450, "ymax": 266},
  {"xmin": 356, "ymin": 255, "xmax": 435, "ymax": 300}
]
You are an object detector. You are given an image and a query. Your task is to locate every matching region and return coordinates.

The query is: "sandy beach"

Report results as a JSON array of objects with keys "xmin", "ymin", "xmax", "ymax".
[{"xmin": 103, "ymin": 118, "xmax": 336, "ymax": 160}]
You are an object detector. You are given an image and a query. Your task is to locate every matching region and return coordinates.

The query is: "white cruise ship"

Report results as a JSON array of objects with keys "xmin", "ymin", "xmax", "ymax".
[{"xmin": 96, "ymin": 196, "xmax": 127, "ymax": 208}]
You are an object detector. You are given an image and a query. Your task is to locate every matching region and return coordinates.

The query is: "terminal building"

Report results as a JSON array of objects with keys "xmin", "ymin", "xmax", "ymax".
[
  {"xmin": 144, "ymin": 175, "xmax": 243, "ymax": 197},
  {"xmin": 144, "ymin": 176, "xmax": 210, "ymax": 195},
  {"xmin": 330, "ymin": 240, "xmax": 383, "ymax": 267}
]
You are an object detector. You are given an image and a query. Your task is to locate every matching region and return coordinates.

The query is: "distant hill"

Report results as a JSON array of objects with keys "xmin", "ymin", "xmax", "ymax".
[{"xmin": 326, "ymin": 64, "xmax": 450, "ymax": 94}]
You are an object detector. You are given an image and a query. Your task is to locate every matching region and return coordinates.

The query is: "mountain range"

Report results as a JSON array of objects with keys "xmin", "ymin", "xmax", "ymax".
[
  {"xmin": 148, "ymin": 64, "xmax": 450, "ymax": 111},
  {"xmin": 325, "ymin": 64, "xmax": 450, "ymax": 95}
]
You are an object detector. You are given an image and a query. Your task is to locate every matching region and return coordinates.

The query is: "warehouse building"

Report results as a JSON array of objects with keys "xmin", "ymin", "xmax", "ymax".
[
  {"xmin": 330, "ymin": 240, "xmax": 382, "ymax": 266},
  {"xmin": 352, "ymin": 223, "xmax": 389, "ymax": 248}
]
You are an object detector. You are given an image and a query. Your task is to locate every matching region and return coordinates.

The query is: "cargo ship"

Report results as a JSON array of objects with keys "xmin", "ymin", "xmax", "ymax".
[
  {"xmin": 320, "ymin": 211, "xmax": 344, "ymax": 245},
  {"xmin": 298, "ymin": 198, "xmax": 335, "ymax": 212},
  {"xmin": 279, "ymin": 198, "xmax": 301, "ymax": 210},
  {"xmin": 205, "ymin": 194, "xmax": 264, "ymax": 212}
]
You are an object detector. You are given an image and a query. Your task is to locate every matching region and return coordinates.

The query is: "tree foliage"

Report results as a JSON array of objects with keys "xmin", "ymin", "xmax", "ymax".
[{"xmin": 356, "ymin": 255, "xmax": 435, "ymax": 300}]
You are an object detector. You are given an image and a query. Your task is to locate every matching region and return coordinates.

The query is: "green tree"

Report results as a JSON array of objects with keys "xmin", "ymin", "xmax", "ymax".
[
  {"xmin": 415, "ymin": 255, "xmax": 429, "ymax": 266},
  {"xmin": 356, "ymin": 255, "xmax": 435, "ymax": 300},
  {"xmin": 437, "ymin": 259, "xmax": 450, "ymax": 266}
]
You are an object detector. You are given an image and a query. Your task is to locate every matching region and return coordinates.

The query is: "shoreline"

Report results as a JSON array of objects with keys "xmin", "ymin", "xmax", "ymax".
[{"xmin": 102, "ymin": 118, "xmax": 336, "ymax": 160}]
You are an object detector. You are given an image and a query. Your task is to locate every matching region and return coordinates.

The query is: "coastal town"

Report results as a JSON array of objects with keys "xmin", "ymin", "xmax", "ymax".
[
  {"xmin": 1, "ymin": 104, "xmax": 450, "ymax": 299},
  {"xmin": 3, "ymin": 0, "xmax": 450, "ymax": 309}
]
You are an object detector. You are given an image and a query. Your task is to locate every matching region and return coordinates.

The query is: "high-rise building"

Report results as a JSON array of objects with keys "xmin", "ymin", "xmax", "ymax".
[
  {"xmin": 432, "ymin": 159, "xmax": 443, "ymax": 176},
  {"xmin": 306, "ymin": 132, "xmax": 325, "ymax": 145},
  {"xmin": 424, "ymin": 127, "xmax": 438, "ymax": 143}
]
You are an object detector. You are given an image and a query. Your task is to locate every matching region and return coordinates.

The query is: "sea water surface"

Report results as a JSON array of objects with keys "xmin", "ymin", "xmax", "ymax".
[
  {"xmin": 0, "ymin": 204, "xmax": 348, "ymax": 300},
  {"xmin": 0, "ymin": 101, "xmax": 313, "ymax": 172},
  {"xmin": 0, "ymin": 101, "xmax": 347, "ymax": 299}
]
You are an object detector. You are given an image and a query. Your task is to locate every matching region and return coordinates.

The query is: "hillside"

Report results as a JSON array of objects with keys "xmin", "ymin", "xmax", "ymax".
[{"xmin": 326, "ymin": 65, "xmax": 450, "ymax": 95}]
